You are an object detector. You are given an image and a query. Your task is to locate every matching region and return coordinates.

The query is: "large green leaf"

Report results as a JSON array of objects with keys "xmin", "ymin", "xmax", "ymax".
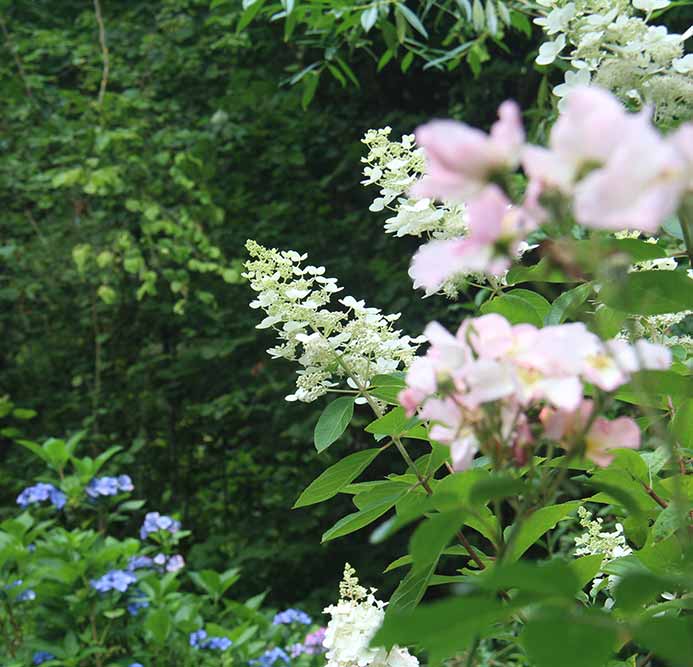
[
  {"xmin": 633, "ymin": 616, "xmax": 693, "ymax": 666},
  {"xmin": 504, "ymin": 501, "xmax": 581, "ymax": 562},
  {"xmin": 521, "ymin": 607, "xmax": 618, "ymax": 667},
  {"xmin": 375, "ymin": 593, "xmax": 506, "ymax": 662},
  {"xmin": 544, "ymin": 282, "xmax": 593, "ymax": 325},
  {"xmin": 601, "ymin": 270, "xmax": 693, "ymax": 315},
  {"xmin": 314, "ymin": 397, "xmax": 355, "ymax": 452},
  {"xmin": 480, "ymin": 289, "xmax": 551, "ymax": 326},
  {"xmin": 321, "ymin": 488, "xmax": 406, "ymax": 542},
  {"xmin": 145, "ymin": 608, "xmax": 171, "ymax": 645},
  {"xmin": 293, "ymin": 449, "xmax": 381, "ymax": 508}
]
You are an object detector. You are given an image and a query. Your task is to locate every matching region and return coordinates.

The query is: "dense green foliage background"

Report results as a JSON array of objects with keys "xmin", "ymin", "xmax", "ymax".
[{"xmin": 0, "ymin": 0, "xmax": 538, "ymax": 609}]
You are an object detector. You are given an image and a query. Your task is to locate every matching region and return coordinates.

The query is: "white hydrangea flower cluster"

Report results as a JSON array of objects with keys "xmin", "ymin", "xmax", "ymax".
[
  {"xmin": 361, "ymin": 127, "xmax": 468, "ymax": 239},
  {"xmin": 574, "ymin": 506, "xmax": 633, "ymax": 607},
  {"xmin": 623, "ymin": 239, "xmax": 693, "ymax": 352},
  {"xmin": 534, "ymin": 0, "xmax": 693, "ymax": 123},
  {"xmin": 323, "ymin": 564, "xmax": 420, "ymax": 667},
  {"xmin": 244, "ymin": 240, "xmax": 425, "ymax": 402}
]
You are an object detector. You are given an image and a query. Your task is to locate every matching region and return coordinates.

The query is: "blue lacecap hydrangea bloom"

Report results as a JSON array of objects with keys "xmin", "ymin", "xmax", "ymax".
[
  {"xmin": 91, "ymin": 569, "xmax": 137, "ymax": 593},
  {"xmin": 251, "ymin": 647, "xmax": 291, "ymax": 667},
  {"xmin": 140, "ymin": 511, "xmax": 181, "ymax": 539},
  {"xmin": 17, "ymin": 483, "xmax": 66, "ymax": 510},
  {"xmin": 33, "ymin": 652, "xmax": 55, "ymax": 665},
  {"xmin": 127, "ymin": 555, "xmax": 153, "ymax": 571},
  {"xmin": 190, "ymin": 629, "xmax": 232, "ymax": 651},
  {"xmin": 86, "ymin": 474, "xmax": 134, "ymax": 498},
  {"xmin": 272, "ymin": 608, "xmax": 312, "ymax": 625},
  {"xmin": 129, "ymin": 664, "xmax": 144, "ymax": 667}
]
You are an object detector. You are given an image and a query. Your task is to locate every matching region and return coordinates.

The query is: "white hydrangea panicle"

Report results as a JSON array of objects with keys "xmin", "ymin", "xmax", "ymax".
[
  {"xmin": 244, "ymin": 241, "xmax": 425, "ymax": 402},
  {"xmin": 361, "ymin": 127, "xmax": 469, "ymax": 240},
  {"xmin": 323, "ymin": 564, "xmax": 419, "ymax": 667},
  {"xmin": 534, "ymin": 0, "xmax": 693, "ymax": 122},
  {"xmin": 574, "ymin": 506, "xmax": 633, "ymax": 607}
]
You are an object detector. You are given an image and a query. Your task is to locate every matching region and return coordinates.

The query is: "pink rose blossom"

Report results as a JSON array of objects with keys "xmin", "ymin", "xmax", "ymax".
[
  {"xmin": 409, "ymin": 185, "xmax": 533, "ymax": 293},
  {"xmin": 411, "ymin": 101, "xmax": 524, "ymax": 202},
  {"xmin": 585, "ymin": 416, "xmax": 641, "ymax": 467}
]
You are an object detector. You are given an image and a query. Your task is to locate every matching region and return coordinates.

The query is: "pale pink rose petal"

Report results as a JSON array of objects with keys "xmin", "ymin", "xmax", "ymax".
[
  {"xmin": 540, "ymin": 399, "xmax": 593, "ymax": 440},
  {"xmin": 459, "ymin": 358, "xmax": 517, "ymax": 407},
  {"xmin": 450, "ymin": 432, "xmax": 480, "ymax": 471},
  {"xmin": 409, "ymin": 237, "xmax": 492, "ymax": 294},
  {"xmin": 411, "ymin": 102, "xmax": 525, "ymax": 202},
  {"xmin": 460, "ymin": 313, "xmax": 515, "ymax": 359},
  {"xmin": 551, "ymin": 86, "xmax": 631, "ymax": 169},
  {"xmin": 522, "ymin": 145, "xmax": 575, "ymax": 193},
  {"xmin": 573, "ymin": 114, "xmax": 687, "ymax": 233},
  {"xmin": 585, "ymin": 416, "xmax": 641, "ymax": 467},
  {"xmin": 467, "ymin": 184, "xmax": 512, "ymax": 243}
]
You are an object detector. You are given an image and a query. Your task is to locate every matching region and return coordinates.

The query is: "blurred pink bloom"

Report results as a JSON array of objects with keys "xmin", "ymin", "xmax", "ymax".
[
  {"xmin": 586, "ymin": 416, "xmax": 641, "ymax": 467},
  {"xmin": 522, "ymin": 86, "xmax": 630, "ymax": 195},
  {"xmin": 540, "ymin": 399, "xmax": 641, "ymax": 467},
  {"xmin": 412, "ymin": 101, "xmax": 524, "ymax": 202},
  {"xmin": 574, "ymin": 112, "xmax": 687, "ymax": 232},
  {"xmin": 409, "ymin": 186, "xmax": 532, "ymax": 293}
]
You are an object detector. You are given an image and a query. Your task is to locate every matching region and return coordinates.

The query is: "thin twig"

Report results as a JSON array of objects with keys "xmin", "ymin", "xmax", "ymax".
[{"xmin": 93, "ymin": 0, "xmax": 110, "ymax": 108}]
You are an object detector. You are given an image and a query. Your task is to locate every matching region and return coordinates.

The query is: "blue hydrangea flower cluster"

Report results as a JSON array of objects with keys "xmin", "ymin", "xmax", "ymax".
[
  {"xmin": 189, "ymin": 629, "xmax": 232, "ymax": 651},
  {"xmin": 272, "ymin": 608, "xmax": 312, "ymax": 625},
  {"xmin": 152, "ymin": 552, "xmax": 185, "ymax": 573},
  {"xmin": 129, "ymin": 663, "xmax": 144, "ymax": 667},
  {"xmin": 17, "ymin": 483, "xmax": 66, "ymax": 510},
  {"xmin": 127, "ymin": 555, "xmax": 154, "ymax": 571},
  {"xmin": 126, "ymin": 588, "xmax": 150, "ymax": 616},
  {"xmin": 33, "ymin": 652, "xmax": 55, "ymax": 665},
  {"xmin": 6, "ymin": 579, "xmax": 36, "ymax": 602},
  {"xmin": 86, "ymin": 475, "xmax": 134, "ymax": 498},
  {"xmin": 139, "ymin": 511, "xmax": 181, "ymax": 539},
  {"xmin": 251, "ymin": 647, "xmax": 291, "ymax": 667},
  {"xmin": 91, "ymin": 569, "xmax": 137, "ymax": 593}
]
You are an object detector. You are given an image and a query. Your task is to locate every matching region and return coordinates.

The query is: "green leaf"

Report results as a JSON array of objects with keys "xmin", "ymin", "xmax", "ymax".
[
  {"xmin": 314, "ymin": 397, "xmax": 355, "ymax": 452},
  {"xmin": 504, "ymin": 501, "xmax": 581, "ymax": 562},
  {"xmin": 321, "ymin": 488, "xmax": 406, "ymax": 542},
  {"xmin": 545, "ymin": 283, "xmax": 593, "ymax": 325},
  {"xmin": 601, "ymin": 270, "xmax": 693, "ymax": 315},
  {"xmin": 396, "ymin": 4, "xmax": 428, "ymax": 38},
  {"xmin": 376, "ymin": 593, "xmax": 505, "ymax": 662},
  {"xmin": 237, "ymin": 0, "xmax": 266, "ymax": 31},
  {"xmin": 387, "ymin": 560, "xmax": 439, "ymax": 614},
  {"xmin": 480, "ymin": 289, "xmax": 551, "ymax": 326},
  {"xmin": 301, "ymin": 71, "xmax": 320, "ymax": 110},
  {"xmin": 410, "ymin": 510, "xmax": 464, "ymax": 570},
  {"xmin": 521, "ymin": 608, "xmax": 618, "ymax": 667},
  {"xmin": 360, "ymin": 6, "xmax": 378, "ymax": 32},
  {"xmin": 469, "ymin": 475, "xmax": 525, "ymax": 505},
  {"xmin": 370, "ymin": 373, "xmax": 406, "ymax": 405},
  {"xmin": 672, "ymin": 398, "xmax": 693, "ymax": 448},
  {"xmin": 145, "ymin": 608, "xmax": 171, "ymax": 644},
  {"xmin": 485, "ymin": 0, "xmax": 498, "ymax": 35},
  {"xmin": 365, "ymin": 406, "xmax": 418, "ymax": 437},
  {"xmin": 506, "ymin": 258, "xmax": 567, "ymax": 285},
  {"xmin": 293, "ymin": 448, "xmax": 381, "ymax": 508},
  {"xmin": 633, "ymin": 616, "xmax": 693, "ymax": 666},
  {"xmin": 476, "ymin": 558, "xmax": 582, "ymax": 598}
]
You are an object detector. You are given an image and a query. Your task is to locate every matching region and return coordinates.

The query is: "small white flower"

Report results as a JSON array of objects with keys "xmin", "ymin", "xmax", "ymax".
[
  {"xmin": 673, "ymin": 53, "xmax": 693, "ymax": 73},
  {"xmin": 633, "ymin": 0, "xmax": 670, "ymax": 12},
  {"xmin": 536, "ymin": 34, "xmax": 566, "ymax": 65}
]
